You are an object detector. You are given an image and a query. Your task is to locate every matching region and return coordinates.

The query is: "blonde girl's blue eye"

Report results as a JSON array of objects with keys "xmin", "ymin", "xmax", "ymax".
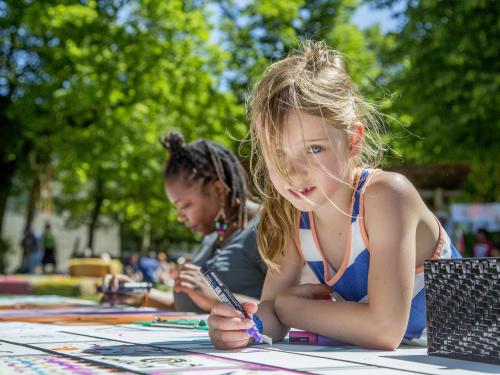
[{"xmin": 308, "ymin": 145, "xmax": 323, "ymax": 154}]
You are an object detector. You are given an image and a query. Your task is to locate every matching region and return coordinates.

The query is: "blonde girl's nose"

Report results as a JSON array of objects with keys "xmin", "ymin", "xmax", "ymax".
[{"xmin": 285, "ymin": 156, "xmax": 309, "ymax": 178}]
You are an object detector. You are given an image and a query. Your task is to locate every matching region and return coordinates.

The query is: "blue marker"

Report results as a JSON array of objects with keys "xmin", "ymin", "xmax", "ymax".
[{"xmin": 201, "ymin": 266, "xmax": 272, "ymax": 345}]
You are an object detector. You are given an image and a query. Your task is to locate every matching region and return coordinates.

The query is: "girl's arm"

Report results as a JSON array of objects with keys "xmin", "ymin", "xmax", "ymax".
[
  {"xmin": 253, "ymin": 243, "xmax": 305, "ymax": 342},
  {"xmin": 208, "ymin": 239, "xmax": 304, "ymax": 349},
  {"xmin": 275, "ymin": 173, "xmax": 420, "ymax": 350}
]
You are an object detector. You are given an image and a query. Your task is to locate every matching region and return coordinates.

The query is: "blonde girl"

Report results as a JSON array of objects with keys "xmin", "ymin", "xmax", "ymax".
[{"xmin": 207, "ymin": 41, "xmax": 461, "ymax": 350}]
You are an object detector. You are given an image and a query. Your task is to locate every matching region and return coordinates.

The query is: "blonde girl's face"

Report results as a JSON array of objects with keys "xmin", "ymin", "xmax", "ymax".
[{"xmin": 264, "ymin": 111, "xmax": 356, "ymax": 212}]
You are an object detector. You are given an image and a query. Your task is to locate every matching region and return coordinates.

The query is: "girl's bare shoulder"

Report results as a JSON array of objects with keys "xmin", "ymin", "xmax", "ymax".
[{"xmin": 363, "ymin": 170, "xmax": 423, "ymax": 214}]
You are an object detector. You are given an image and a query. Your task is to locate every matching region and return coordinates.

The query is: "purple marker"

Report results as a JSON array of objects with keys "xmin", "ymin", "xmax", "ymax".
[
  {"xmin": 289, "ymin": 330, "xmax": 348, "ymax": 346},
  {"xmin": 201, "ymin": 266, "xmax": 272, "ymax": 345}
]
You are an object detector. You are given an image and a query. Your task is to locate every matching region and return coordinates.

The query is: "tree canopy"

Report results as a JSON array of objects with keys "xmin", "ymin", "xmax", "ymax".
[
  {"xmin": 1, "ymin": 0, "xmax": 245, "ymax": 251},
  {"xmin": 371, "ymin": 0, "xmax": 499, "ymax": 200},
  {"xmin": 1, "ymin": 0, "xmax": 497, "ymax": 254}
]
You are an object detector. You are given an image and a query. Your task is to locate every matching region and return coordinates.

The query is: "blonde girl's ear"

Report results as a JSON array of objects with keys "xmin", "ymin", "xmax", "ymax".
[{"xmin": 348, "ymin": 122, "xmax": 365, "ymax": 157}]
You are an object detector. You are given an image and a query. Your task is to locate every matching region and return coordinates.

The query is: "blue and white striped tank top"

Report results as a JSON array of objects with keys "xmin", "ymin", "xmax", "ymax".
[{"xmin": 295, "ymin": 168, "xmax": 462, "ymax": 345}]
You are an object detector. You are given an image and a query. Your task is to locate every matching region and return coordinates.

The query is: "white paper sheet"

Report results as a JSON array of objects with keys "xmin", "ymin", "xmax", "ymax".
[{"xmin": 0, "ymin": 322, "xmax": 496, "ymax": 375}]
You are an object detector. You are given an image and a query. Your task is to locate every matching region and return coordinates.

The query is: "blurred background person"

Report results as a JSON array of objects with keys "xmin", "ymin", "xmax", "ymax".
[
  {"xmin": 41, "ymin": 222, "xmax": 57, "ymax": 273},
  {"xmin": 472, "ymin": 228, "xmax": 498, "ymax": 257},
  {"xmin": 17, "ymin": 226, "xmax": 43, "ymax": 274},
  {"xmin": 156, "ymin": 251, "xmax": 172, "ymax": 285},
  {"xmin": 123, "ymin": 252, "xmax": 143, "ymax": 281}
]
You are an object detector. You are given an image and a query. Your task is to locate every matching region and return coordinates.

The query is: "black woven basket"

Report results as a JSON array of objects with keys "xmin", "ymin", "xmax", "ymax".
[{"xmin": 424, "ymin": 257, "xmax": 499, "ymax": 365}]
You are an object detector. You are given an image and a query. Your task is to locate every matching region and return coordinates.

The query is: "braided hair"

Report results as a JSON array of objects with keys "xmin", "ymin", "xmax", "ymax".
[{"xmin": 160, "ymin": 132, "xmax": 249, "ymax": 229}]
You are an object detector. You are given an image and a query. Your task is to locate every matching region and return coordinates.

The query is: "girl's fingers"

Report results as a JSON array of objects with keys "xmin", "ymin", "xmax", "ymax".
[
  {"xmin": 102, "ymin": 275, "xmax": 112, "ymax": 291},
  {"xmin": 178, "ymin": 270, "xmax": 201, "ymax": 281},
  {"xmin": 173, "ymin": 280, "xmax": 184, "ymax": 291},
  {"xmin": 309, "ymin": 283, "xmax": 331, "ymax": 292},
  {"xmin": 208, "ymin": 315, "xmax": 253, "ymax": 331},
  {"xmin": 174, "ymin": 285, "xmax": 189, "ymax": 295},
  {"xmin": 207, "ymin": 304, "xmax": 254, "ymax": 350},
  {"xmin": 103, "ymin": 274, "xmax": 111, "ymax": 285},
  {"xmin": 211, "ymin": 303, "xmax": 245, "ymax": 319},
  {"xmin": 209, "ymin": 329, "xmax": 251, "ymax": 344},
  {"xmin": 211, "ymin": 336, "xmax": 250, "ymax": 350},
  {"xmin": 177, "ymin": 273, "xmax": 197, "ymax": 283},
  {"xmin": 179, "ymin": 280, "xmax": 196, "ymax": 289},
  {"xmin": 242, "ymin": 302, "xmax": 258, "ymax": 316},
  {"xmin": 182, "ymin": 263, "xmax": 200, "ymax": 271},
  {"xmin": 296, "ymin": 283, "xmax": 329, "ymax": 292},
  {"xmin": 174, "ymin": 284, "xmax": 189, "ymax": 294},
  {"xmin": 308, "ymin": 284, "xmax": 332, "ymax": 299},
  {"xmin": 111, "ymin": 276, "xmax": 120, "ymax": 290},
  {"xmin": 105, "ymin": 274, "xmax": 133, "ymax": 291},
  {"xmin": 116, "ymin": 274, "xmax": 134, "ymax": 283},
  {"xmin": 169, "ymin": 268, "xmax": 179, "ymax": 279},
  {"xmin": 103, "ymin": 274, "xmax": 136, "ymax": 295}
]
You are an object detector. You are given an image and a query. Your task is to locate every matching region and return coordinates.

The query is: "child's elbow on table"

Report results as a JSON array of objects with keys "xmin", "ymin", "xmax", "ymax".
[
  {"xmin": 273, "ymin": 294, "xmax": 404, "ymax": 351},
  {"xmin": 366, "ymin": 329, "xmax": 403, "ymax": 351}
]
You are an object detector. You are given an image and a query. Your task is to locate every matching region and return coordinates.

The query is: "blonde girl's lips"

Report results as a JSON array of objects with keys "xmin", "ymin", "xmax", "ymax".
[{"xmin": 288, "ymin": 187, "xmax": 316, "ymax": 199}]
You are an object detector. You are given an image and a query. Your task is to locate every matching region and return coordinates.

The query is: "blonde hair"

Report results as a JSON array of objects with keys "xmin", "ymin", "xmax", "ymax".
[{"xmin": 249, "ymin": 40, "xmax": 384, "ymax": 271}]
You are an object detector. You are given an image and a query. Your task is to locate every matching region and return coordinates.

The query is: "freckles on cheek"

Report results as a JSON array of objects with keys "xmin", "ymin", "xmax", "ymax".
[
  {"xmin": 268, "ymin": 173, "xmax": 287, "ymax": 196},
  {"xmin": 311, "ymin": 155, "xmax": 342, "ymax": 179},
  {"xmin": 268, "ymin": 171, "xmax": 280, "ymax": 187},
  {"xmin": 267, "ymin": 164, "xmax": 284, "ymax": 187}
]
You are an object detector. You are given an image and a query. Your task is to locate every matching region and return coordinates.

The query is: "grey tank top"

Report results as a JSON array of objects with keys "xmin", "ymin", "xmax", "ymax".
[{"xmin": 173, "ymin": 215, "xmax": 267, "ymax": 312}]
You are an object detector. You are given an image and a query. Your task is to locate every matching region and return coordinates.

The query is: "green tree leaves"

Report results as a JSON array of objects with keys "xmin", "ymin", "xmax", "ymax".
[
  {"xmin": 1, "ymin": 0, "xmax": 243, "ymax": 251},
  {"xmin": 374, "ymin": 0, "xmax": 499, "ymax": 200},
  {"xmin": 2, "ymin": 0, "xmax": 495, "ymax": 255}
]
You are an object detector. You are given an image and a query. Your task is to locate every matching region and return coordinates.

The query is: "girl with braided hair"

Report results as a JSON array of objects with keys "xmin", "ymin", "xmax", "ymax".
[{"xmin": 103, "ymin": 132, "xmax": 266, "ymax": 312}]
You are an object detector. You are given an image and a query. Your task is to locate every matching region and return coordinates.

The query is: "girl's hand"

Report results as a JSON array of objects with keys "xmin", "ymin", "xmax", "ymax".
[
  {"xmin": 100, "ymin": 274, "xmax": 145, "ymax": 306},
  {"xmin": 279, "ymin": 283, "xmax": 331, "ymax": 300},
  {"xmin": 102, "ymin": 274, "xmax": 134, "ymax": 291},
  {"xmin": 174, "ymin": 263, "xmax": 218, "ymax": 311},
  {"xmin": 208, "ymin": 302, "xmax": 257, "ymax": 349},
  {"xmin": 169, "ymin": 265, "xmax": 180, "ymax": 280}
]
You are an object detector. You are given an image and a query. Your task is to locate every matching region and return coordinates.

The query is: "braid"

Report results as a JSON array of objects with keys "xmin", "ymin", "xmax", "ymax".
[
  {"xmin": 221, "ymin": 145, "xmax": 248, "ymax": 228},
  {"xmin": 160, "ymin": 132, "xmax": 249, "ymax": 229},
  {"xmin": 205, "ymin": 142, "xmax": 230, "ymax": 191},
  {"xmin": 201, "ymin": 141, "xmax": 249, "ymax": 229}
]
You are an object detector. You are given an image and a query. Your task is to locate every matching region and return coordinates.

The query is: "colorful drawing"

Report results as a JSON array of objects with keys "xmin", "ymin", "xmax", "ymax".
[
  {"xmin": 0, "ymin": 355, "xmax": 131, "ymax": 374},
  {"xmin": 0, "ymin": 322, "xmax": 494, "ymax": 374},
  {"xmin": 49, "ymin": 346, "xmax": 81, "ymax": 351},
  {"xmin": 0, "ymin": 295, "xmax": 98, "ymax": 308}
]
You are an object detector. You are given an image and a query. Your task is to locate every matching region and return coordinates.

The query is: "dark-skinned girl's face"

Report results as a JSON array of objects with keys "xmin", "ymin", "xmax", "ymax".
[{"xmin": 165, "ymin": 177, "xmax": 224, "ymax": 236}]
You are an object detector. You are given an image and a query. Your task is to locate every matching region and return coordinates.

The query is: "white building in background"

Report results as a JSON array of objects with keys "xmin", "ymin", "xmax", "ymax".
[{"xmin": 1, "ymin": 196, "xmax": 120, "ymax": 274}]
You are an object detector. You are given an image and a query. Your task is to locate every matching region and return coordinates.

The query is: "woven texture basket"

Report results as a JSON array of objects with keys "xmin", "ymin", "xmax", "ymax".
[{"xmin": 424, "ymin": 257, "xmax": 499, "ymax": 364}]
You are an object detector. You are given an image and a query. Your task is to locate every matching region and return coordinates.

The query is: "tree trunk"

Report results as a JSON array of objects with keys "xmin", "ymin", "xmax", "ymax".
[
  {"xmin": 0, "ymin": 143, "xmax": 30, "ymax": 235},
  {"xmin": 25, "ymin": 172, "xmax": 41, "ymax": 231},
  {"xmin": 0, "ymin": 162, "xmax": 15, "ymax": 233},
  {"xmin": 141, "ymin": 219, "xmax": 151, "ymax": 254},
  {"xmin": 87, "ymin": 175, "xmax": 104, "ymax": 255}
]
